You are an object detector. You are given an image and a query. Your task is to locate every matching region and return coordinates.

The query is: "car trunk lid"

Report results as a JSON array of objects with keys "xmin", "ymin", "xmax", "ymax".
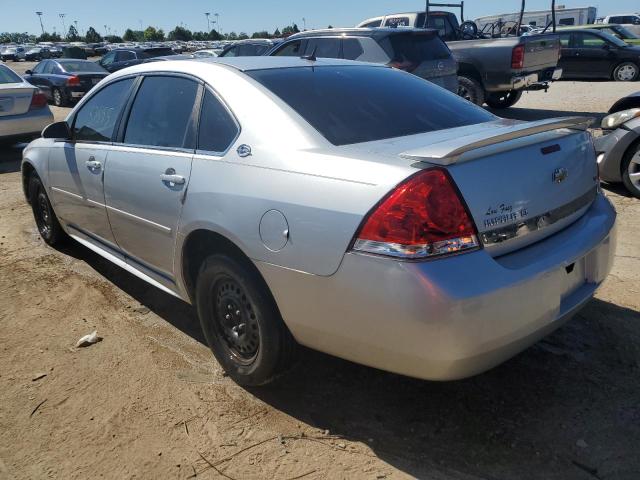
[
  {"xmin": 0, "ymin": 84, "xmax": 34, "ymax": 117},
  {"xmin": 398, "ymin": 116, "xmax": 598, "ymax": 256},
  {"xmin": 74, "ymin": 73, "xmax": 108, "ymax": 88}
]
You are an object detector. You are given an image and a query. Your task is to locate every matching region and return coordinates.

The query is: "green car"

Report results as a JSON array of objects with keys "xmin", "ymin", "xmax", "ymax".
[{"xmin": 557, "ymin": 24, "xmax": 640, "ymax": 45}]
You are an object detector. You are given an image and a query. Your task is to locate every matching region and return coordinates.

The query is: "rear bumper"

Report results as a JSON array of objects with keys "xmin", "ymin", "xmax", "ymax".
[
  {"xmin": 0, "ymin": 107, "xmax": 53, "ymax": 140},
  {"xmin": 487, "ymin": 67, "xmax": 562, "ymax": 92},
  {"xmin": 258, "ymin": 193, "xmax": 616, "ymax": 380}
]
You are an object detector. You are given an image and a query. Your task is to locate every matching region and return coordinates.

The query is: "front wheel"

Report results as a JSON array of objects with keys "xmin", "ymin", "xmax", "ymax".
[
  {"xmin": 29, "ymin": 174, "xmax": 68, "ymax": 246},
  {"xmin": 621, "ymin": 144, "xmax": 640, "ymax": 199},
  {"xmin": 195, "ymin": 254, "xmax": 296, "ymax": 386},
  {"xmin": 457, "ymin": 76, "xmax": 485, "ymax": 106},
  {"xmin": 613, "ymin": 62, "xmax": 639, "ymax": 82},
  {"xmin": 485, "ymin": 90, "xmax": 523, "ymax": 109}
]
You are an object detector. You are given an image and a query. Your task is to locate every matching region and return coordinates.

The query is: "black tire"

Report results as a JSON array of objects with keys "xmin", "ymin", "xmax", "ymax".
[
  {"xmin": 457, "ymin": 76, "xmax": 485, "ymax": 106},
  {"xmin": 195, "ymin": 254, "xmax": 296, "ymax": 386},
  {"xmin": 621, "ymin": 143, "xmax": 640, "ymax": 199},
  {"xmin": 28, "ymin": 174, "xmax": 68, "ymax": 246},
  {"xmin": 485, "ymin": 90, "xmax": 523, "ymax": 109},
  {"xmin": 613, "ymin": 62, "xmax": 639, "ymax": 82},
  {"xmin": 52, "ymin": 88, "xmax": 67, "ymax": 107}
]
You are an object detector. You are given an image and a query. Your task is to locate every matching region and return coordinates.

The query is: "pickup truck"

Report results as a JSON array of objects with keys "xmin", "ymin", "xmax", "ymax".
[
  {"xmin": 598, "ymin": 14, "xmax": 640, "ymax": 36},
  {"xmin": 357, "ymin": 11, "xmax": 562, "ymax": 108}
]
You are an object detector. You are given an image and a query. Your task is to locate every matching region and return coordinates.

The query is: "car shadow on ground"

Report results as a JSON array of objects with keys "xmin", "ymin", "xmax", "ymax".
[
  {"xmin": 0, "ymin": 144, "xmax": 25, "ymax": 174},
  {"xmin": 56, "ymin": 239, "xmax": 640, "ymax": 480},
  {"xmin": 487, "ymin": 107, "xmax": 605, "ymax": 125}
]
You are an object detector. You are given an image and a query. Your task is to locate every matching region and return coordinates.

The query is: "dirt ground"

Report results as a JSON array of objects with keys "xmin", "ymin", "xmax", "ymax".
[{"xmin": 1, "ymin": 63, "xmax": 639, "ymax": 480}]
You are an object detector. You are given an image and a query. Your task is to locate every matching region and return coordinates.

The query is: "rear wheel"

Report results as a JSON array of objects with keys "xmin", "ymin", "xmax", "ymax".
[
  {"xmin": 457, "ymin": 76, "xmax": 485, "ymax": 106},
  {"xmin": 52, "ymin": 88, "xmax": 67, "ymax": 107},
  {"xmin": 485, "ymin": 90, "xmax": 523, "ymax": 109},
  {"xmin": 621, "ymin": 144, "xmax": 640, "ymax": 199},
  {"xmin": 29, "ymin": 174, "xmax": 68, "ymax": 246},
  {"xmin": 195, "ymin": 254, "xmax": 296, "ymax": 386},
  {"xmin": 613, "ymin": 62, "xmax": 639, "ymax": 82}
]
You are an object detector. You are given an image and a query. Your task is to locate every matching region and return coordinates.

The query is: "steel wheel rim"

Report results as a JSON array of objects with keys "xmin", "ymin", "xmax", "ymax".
[
  {"xmin": 212, "ymin": 276, "xmax": 260, "ymax": 365},
  {"xmin": 35, "ymin": 190, "xmax": 52, "ymax": 237},
  {"xmin": 458, "ymin": 85, "xmax": 472, "ymax": 101},
  {"xmin": 629, "ymin": 152, "xmax": 640, "ymax": 190},
  {"xmin": 53, "ymin": 90, "xmax": 62, "ymax": 105},
  {"xmin": 617, "ymin": 65, "xmax": 637, "ymax": 81}
]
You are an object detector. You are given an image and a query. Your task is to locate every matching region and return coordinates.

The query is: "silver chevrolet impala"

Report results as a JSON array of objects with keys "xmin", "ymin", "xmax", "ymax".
[{"xmin": 21, "ymin": 57, "xmax": 616, "ymax": 385}]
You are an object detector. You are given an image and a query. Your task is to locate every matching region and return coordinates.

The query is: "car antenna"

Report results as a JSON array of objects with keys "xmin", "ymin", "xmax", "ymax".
[{"xmin": 301, "ymin": 45, "xmax": 317, "ymax": 61}]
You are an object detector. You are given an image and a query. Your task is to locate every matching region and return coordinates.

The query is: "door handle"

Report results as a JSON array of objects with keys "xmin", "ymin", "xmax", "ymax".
[
  {"xmin": 85, "ymin": 158, "xmax": 102, "ymax": 170},
  {"xmin": 160, "ymin": 169, "xmax": 185, "ymax": 185}
]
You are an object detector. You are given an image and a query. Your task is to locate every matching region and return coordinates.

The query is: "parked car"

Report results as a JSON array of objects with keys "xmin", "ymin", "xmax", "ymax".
[
  {"xmin": 97, "ymin": 47, "xmax": 177, "ymax": 73},
  {"xmin": 193, "ymin": 49, "xmax": 219, "ymax": 58},
  {"xmin": 266, "ymin": 28, "xmax": 458, "ymax": 94},
  {"xmin": 23, "ymin": 59, "xmax": 109, "ymax": 107},
  {"xmin": 218, "ymin": 39, "xmax": 282, "ymax": 57},
  {"xmin": 599, "ymin": 14, "xmax": 640, "ymax": 36},
  {"xmin": 594, "ymin": 91, "xmax": 640, "ymax": 197},
  {"xmin": 1, "ymin": 46, "xmax": 27, "ymax": 62},
  {"xmin": 356, "ymin": 11, "xmax": 562, "ymax": 108},
  {"xmin": 0, "ymin": 63, "xmax": 53, "ymax": 144},
  {"xmin": 21, "ymin": 57, "xmax": 616, "ymax": 386},
  {"xmin": 48, "ymin": 46, "xmax": 63, "ymax": 58},
  {"xmin": 556, "ymin": 24, "xmax": 640, "ymax": 46},
  {"xmin": 25, "ymin": 47, "xmax": 51, "ymax": 61},
  {"xmin": 557, "ymin": 29, "xmax": 640, "ymax": 81}
]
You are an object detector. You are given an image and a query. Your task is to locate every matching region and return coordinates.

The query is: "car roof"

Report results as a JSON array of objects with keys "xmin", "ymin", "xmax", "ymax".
[{"xmin": 287, "ymin": 27, "xmax": 438, "ymax": 39}]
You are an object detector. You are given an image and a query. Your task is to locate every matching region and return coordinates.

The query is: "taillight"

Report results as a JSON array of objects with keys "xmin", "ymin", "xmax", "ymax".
[
  {"xmin": 29, "ymin": 90, "xmax": 47, "ymax": 109},
  {"xmin": 352, "ymin": 168, "xmax": 479, "ymax": 259},
  {"xmin": 511, "ymin": 44, "xmax": 525, "ymax": 69},
  {"xmin": 388, "ymin": 60, "xmax": 418, "ymax": 73},
  {"xmin": 66, "ymin": 75, "xmax": 80, "ymax": 86}
]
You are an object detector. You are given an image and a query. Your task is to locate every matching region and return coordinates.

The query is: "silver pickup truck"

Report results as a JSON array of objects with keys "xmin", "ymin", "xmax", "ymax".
[{"xmin": 357, "ymin": 11, "xmax": 563, "ymax": 108}]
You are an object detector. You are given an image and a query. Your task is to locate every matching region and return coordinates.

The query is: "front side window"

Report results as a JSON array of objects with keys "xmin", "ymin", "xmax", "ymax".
[
  {"xmin": 73, "ymin": 78, "xmax": 134, "ymax": 142},
  {"xmin": 101, "ymin": 52, "xmax": 115, "ymax": 66},
  {"xmin": 123, "ymin": 76, "xmax": 198, "ymax": 149},
  {"xmin": 219, "ymin": 46, "xmax": 237, "ymax": 57},
  {"xmin": 304, "ymin": 38, "xmax": 341, "ymax": 58},
  {"xmin": 273, "ymin": 40, "xmax": 303, "ymax": 56},
  {"xmin": 247, "ymin": 65, "xmax": 494, "ymax": 146},
  {"xmin": 197, "ymin": 89, "xmax": 239, "ymax": 153},
  {"xmin": 42, "ymin": 61, "xmax": 55, "ymax": 74}
]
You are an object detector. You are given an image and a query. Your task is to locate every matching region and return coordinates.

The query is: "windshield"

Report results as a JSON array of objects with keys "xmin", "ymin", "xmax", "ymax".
[
  {"xmin": 247, "ymin": 65, "xmax": 494, "ymax": 146},
  {"xmin": 0, "ymin": 65, "xmax": 23, "ymax": 84},
  {"xmin": 59, "ymin": 61, "xmax": 106, "ymax": 72}
]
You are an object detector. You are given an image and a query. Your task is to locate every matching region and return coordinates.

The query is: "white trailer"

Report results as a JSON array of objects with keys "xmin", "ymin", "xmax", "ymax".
[{"xmin": 475, "ymin": 6, "xmax": 597, "ymax": 30}]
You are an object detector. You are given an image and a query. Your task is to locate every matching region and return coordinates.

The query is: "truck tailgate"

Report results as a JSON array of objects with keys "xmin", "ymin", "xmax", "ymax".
[{"xmin": 522, "ymin": 34, "xmax": 560, "ymax": 70}]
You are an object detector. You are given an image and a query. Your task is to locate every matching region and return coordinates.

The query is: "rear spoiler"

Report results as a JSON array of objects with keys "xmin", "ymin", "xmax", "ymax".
[{"xmin": 400, "ymin": 116, "xmax": 593, "ymax": 165}]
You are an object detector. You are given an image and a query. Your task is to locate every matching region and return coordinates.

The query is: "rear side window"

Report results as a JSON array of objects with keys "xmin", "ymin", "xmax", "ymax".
[
  {"xmin": 197, "ymin": 90, "xmax": 239, "ymax": 153},
  {"xmin": 304, "ymin": 38, "xmax": 341, "ymax": 58},
  {"xmin": 116, "ymin": 51, "xmax": 136, "ymax": 62},
  {"xmin": 247, "ymin": 65, "xmax": 493, "ymax": 146},
  {"xmin": 361, "ymin": 20, "xmax": 382, "ymax": 28},
  {"xmin": 343, "ymin": 39, "xmax": 364, "ymax": 60},
  {"xmin": 73, "ymin": 78, "xmax": 134, "ymax": 142},
  {"xmin": 384, "ymin": 17, "xmax": 411, "ymax": 27},
  {"xmin": 379, "ymin": 33, "xmax": 452, "ymax": 62},
  {"xmin": 220, "ymin": 46, "xmax": 237, "ymax": 57},
  {"xmin": 124, "ymin": 76, "xmax": 199, "ymax": 149}
]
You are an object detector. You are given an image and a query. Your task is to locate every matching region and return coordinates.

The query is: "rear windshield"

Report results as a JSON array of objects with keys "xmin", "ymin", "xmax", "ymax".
[
  {"xmin": 59, "ymin": 61, "xmax": 105, "ymax": 72},
  {"xmin": 247, "ymin": 65, "xmax": 493, "ymax": 146},
  {"xmin": 0, "ymin": 65, "xmax": 22, "ymax": 84},
  {"xmin": 380, "ymin": 32, "xmax": 452, "ymax": 62}
]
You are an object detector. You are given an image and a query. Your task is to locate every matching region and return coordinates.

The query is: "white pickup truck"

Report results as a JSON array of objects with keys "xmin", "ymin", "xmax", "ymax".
[{"xmin": 598, "ymin": 14, "xmax": 640, "ymax": 36}]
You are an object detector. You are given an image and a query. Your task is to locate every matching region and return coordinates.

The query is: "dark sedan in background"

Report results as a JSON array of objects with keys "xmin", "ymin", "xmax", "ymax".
[
  {"xmin": 558, "ymin": 29, "xmax": 640, "ymax": 81},
  {"xmin": 23, "ymin": 59, "xmax": 108, "ymax": 107},
  {"xmin": 97, "ymin": 47, "xmax": 176, "ymax": 73},
  {"xmin": 25, "ymin": 47, "xmax": 51, "ymax": 61}
]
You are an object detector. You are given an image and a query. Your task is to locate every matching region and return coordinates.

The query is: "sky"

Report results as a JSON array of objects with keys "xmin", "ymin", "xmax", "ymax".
[{"xmin": 1, "ymin": 0, "xmax": 638, "ymax": 37}]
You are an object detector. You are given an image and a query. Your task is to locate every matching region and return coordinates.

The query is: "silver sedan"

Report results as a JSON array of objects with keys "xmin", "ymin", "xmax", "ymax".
[
  {"xmin": 0, "ymin": 63, "xmax": 53, "ymax": 144},
  {"xmin": 21, "ymin": 57, "xmax": 616, "ymax": 385}
]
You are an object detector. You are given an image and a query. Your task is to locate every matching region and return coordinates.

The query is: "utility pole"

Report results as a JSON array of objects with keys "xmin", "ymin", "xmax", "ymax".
[
  {"xmin": 74, "ymin": 20, "xmax": 78, "ymax": 37},
  {"xmin": 302, "ymin": 17, "xmax": 306, "ymax": 30},
  {"xmin": 205, "ymin": 12, "xmax": 210, "ymax": 32},
  {"xmin": 59, "ymin": 13, "xmax": 66, "ymax": 38},
  {"xmin": 35, "ymin": 12, "xmax": 45, "ymax": 35},
  {"xmin": 214, "ymin": 13, "xmax": 220, "ymax": 33},
  {"xmin": 104, "ymin": 24, "xmax": 108, "ymax": 36}
]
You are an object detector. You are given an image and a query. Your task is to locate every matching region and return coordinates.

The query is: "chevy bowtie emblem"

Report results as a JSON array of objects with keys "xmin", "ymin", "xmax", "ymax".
[{"xmin": 553, "ymin": 167, "xmax": 568, "ymax": 183}]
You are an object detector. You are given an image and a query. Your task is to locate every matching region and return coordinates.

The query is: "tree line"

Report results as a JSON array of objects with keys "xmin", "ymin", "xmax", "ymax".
[{"xmin": 0, "ymin": 23, "xmax": 306, "ymax": 44}]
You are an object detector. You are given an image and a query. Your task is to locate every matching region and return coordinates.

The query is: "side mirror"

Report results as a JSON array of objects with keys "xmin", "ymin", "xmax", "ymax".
[
  {"xmin": 24, "ymin": 70, "xmax": 32, "ymax": 75},
  {"xmin": 42, "ymin": 121, "xmax": 71, "ymax": 140}
]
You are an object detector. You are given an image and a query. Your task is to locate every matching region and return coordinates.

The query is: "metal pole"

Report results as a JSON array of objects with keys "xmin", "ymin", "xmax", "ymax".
[
  {"xmin": 551, "ymin": 0, "xmax": 556, "ymax": 32},
  {"xmin": 205, "ymin": 12, "xmax": 210, "ymax": 32},
  {"xmin": 36, "ymin": 12, "xmax": 45, "ymax": 35},
  {"xmin": 461, "ymin": 1, "xmax": 464, "ymax": 22},
  {"xmin": 517, "ymin": 0, "xmax": 525, "ymax": 35},
  {"xmin": 59, "ymin": 13, "xmax": 66, "ymax": 38}
]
